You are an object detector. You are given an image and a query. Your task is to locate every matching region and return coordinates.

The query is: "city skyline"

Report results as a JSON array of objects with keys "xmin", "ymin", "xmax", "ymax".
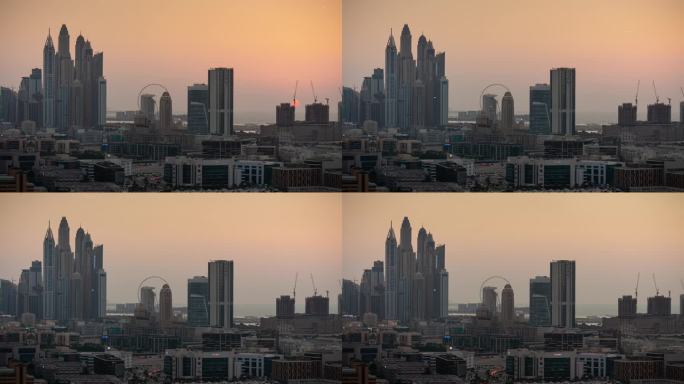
[
  {"xmin": 0, "ymin": 0, "xmax": 342, "ymax": 122},
  {"xmin": 0, "ymin": 194, "xmax": 342, "ymax": 313},
  {"xmin": 342, "ymin": 0, "xmax": 683, "ymax": 123},
  {"xmin": 2, "ymin": 194, "xmax": 682, "ymax": 316},
  {"xmin": 341, "ymin": 194, "xmax": 684, "ymax": 315}
]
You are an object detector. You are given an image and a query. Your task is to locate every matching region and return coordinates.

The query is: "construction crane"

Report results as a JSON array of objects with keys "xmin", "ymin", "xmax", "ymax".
[
  {"xmin": 310, "ymin": 81, "xmax": 318, "ymax": 103},
  {"xmin": 634, "ymin": 80, "xmax": 640, "ymax": 107},
  {"xmin": 652, "ymin": 273, "xmax": 659, "ymax": 296},
  {"xmin": 292, "ymin": 80, "xmax": 299, "ymax": 107},
  {"xmin": 652, "ymin": 81, "xmax": 660, "ymax": 104},
  {"xmin": 680, "ymin": 87, "xmax": 684, "ymax": 98},
  {"xmin": 292, "ymin": 272, "xmax": 298, "ymax": 299},
  {"xmin": 680, "ymin": 279, "xmax": 684, "ymax": 291},
  {"xmin": 310, "ymin": 273, "xmax": 318, "ymax": 296},
  {"xmin": 634, "ymin": 272, "xmax": 640, "ymax": 298}
]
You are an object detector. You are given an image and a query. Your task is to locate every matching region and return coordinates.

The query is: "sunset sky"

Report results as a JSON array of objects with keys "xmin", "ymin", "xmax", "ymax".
[
  {"xmin": 342, "ymin": 194, "xmax": 684, "ymax": 315},
  {"xmin": 0, "ymin": 194, "xmax": 342, "ymax": 315},
  {"xmin": 0, "ymin": 0, "xmax": 341, "ymax": 123},
  {"xmin": 2, "ymin": 1, "xmax": 681, "ymax": 125},
  {"xmin": 0, "ymin": 194, "xmax": 682, "ymax": 316},
  {"xmin": 343, "ymin": 0, "xmax": 684, "ymax": 123}
]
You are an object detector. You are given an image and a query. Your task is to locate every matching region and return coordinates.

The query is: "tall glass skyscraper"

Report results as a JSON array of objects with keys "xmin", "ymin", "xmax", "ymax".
[
  {"xmin": 550, "ymin": 260, "xmax": 576, "ymax": 328},
  {"xmin": 187, "ymin": 275, "xmax": 209, "ymax": 326},
  {"xmin": 529, "ymin": 275, "xmax": 551, "ymax": 326},
  {"xmin": 550, "ymin": 68, "xmax": 576, "ymax": 136},
  {"xmin": 208, "ymin": 68, "xmax": 234, "ymax": 137},
  {"xmin": 187, "ymin": 84, "xmax": 209, "ymax": 135},
  {"xmin": 208, "ymin": 260, "xmax": 234, "ymax": 329},
  {"xmin": 529, "ymin": 84, "xmax": 551, "ymax": 135}
]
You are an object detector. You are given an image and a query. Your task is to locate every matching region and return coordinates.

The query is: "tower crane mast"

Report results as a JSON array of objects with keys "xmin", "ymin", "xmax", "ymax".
[
  {"xmin": 310, "ymin": 273, "xmax": 318, "ymax": 296},
  {"xmin": 292, "ymin": 80, "xmax": 299, "ymax": 107},
  {"xmin": 310, "ymin": 81, "xmax": 318, "ymax": 103},
  {"xmin": 635, "ymin": 272, "xmax": 640, "ymax": 298}
]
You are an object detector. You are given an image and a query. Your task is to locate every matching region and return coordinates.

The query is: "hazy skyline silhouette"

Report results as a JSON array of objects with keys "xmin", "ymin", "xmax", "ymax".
[
  {"xmin": 0, "ymin": 194, "xmax": 342, "ymax": 314},
  {"xmin": 342, "ymin": 0, "xmax": 683, "ymax": 123},
  {"xmin": 0, "ymin": 0, "xmax": 341, "ymax": 123},
  {"xmin": 342, "ymin": 194, "xmax": 683, "ymax": 315}
]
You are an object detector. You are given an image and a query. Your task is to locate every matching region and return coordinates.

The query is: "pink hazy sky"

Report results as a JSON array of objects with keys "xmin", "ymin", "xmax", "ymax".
[
  {"xmin": 342, "ymin": 0, "xmax": 684, "ymax": 123},
  {"xmin": 0, "ymin": 194, "xmax": 342, "ymax": 313},
  {"xmin": 0, "ymin": 0, "xmax": 342, "ymax": 123},
  {"xmin": 1, "ymin": 194, "xmax": 682, "ymax": 316},
  {"xmin": 342, "ymin": 194, "xmax": 684, "ymax": 314}
]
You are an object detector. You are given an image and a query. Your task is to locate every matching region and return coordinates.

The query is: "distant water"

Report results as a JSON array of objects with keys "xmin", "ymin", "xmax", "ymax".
[
  {"xmin": 239, "ymin": 303, "xmax": 625, "ymax": 318},
  {"xmin": 234, "ymin": 303, "xmax": 338, "ymax": 318},
  {"xmin": 111, "ymin": 302, "xmax": 678, "ymax": 319}
]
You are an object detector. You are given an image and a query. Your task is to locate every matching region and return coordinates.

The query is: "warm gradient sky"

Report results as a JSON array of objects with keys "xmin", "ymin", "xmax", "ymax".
[
  {"xmin": 342, "ymin": 194, "xmax": 684, "ymax": 315},
  {"xmin": 0, "ymin": 194, "xmax": 342, "ymax": 316},
  {"xmin": 0, "ymin": 0, "xmax": 341, "ymax": 123},
  {"xmin": 342, "ymin": 0, "xmax": 684, "ymax": 123},
  {"xmin": 0, "ymin": 194, "xmax": 682, "ymax": 317}
]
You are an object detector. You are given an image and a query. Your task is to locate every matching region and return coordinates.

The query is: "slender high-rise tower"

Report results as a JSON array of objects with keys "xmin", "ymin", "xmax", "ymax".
[
  {"xmin": 501, "ymin": 284, "xmax": 515, "ymax": 323},
  {"xmin": 43, "ymin": 31, "xmax": 56, "ymax": 128},
  {"xmin": 97, "ymin": 77, "xmax": 106, "ymax": 127},
  {"xmin": 91, "ymin": 52, "xmax": 105, "ymax": 128},
  {"xmin": 501, "ymin": 91, "xmax": 514, "ymax": 130},
  {"xmin": 434, "ymin": 52, "xmax": 448, "ymax": 127},
  {"xmin": 208, "ymin": 68, "xmax": 234, "ymax": 137},
  {"xmin": 42, "ymin": 223, "xmax": 57, "ymax": 320},
  {"xmin": 92, "ymin": 244, "xmax": 104, "ymax": 319},
  {"xmin": 74, "ymin": 34, "xmax": 86, "ymax": 83},
  {"xmin": 550, "ymin": 68, "xmax": 576, "ymax": 135},
  {"xmin": 424, "ymin": 40, "xmax": 436, "ymax": 128},
  {"xmin": 397, "ymin": 25, "xmax": 415, "ymax": 133},
  {"xmin": 56, "ymin": 24, "xmax": 73, "ymax": 131},
  {"xmin": 550, "ymin": 260, "xmax": 576, "ymax": 328},
  {"xmin": 159, "ymin": 284, "xmax": 173, "ymax": 325},
  {"xmin": 208, "ymin": 260, "xmax": 234, "ymax": 329},
  {"xmin": 159, "ymin": 91, "xmax": 173, "ymax": 131},
  {"xmin": 438, "ymin": 268, "xmax": 449, "ymax": 318},
  {"xmin": 56, "ymin": 217, "xmax": 73, "ymax": 323},
  {"xmin": 384, "ymin": 223, "xmax": 398, "ymax": 320},
  {"xmin": 384, "ymin": 31, "xmax": 398, "ymax": 129},
  {"xmin": 95, "ymin": 269, "xmax": 106, "ymax": 319},
  {"xmin": 397, "ymin": 216, "xmax": 414, "ymax": 324}
]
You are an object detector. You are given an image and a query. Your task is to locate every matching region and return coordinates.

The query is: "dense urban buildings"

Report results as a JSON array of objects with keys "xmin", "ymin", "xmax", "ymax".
[
  {"xmin": 341, "ymin": 216, "xmax": 450, "ymax": 326},
  {"xmin": 0, "ymin": 20, "xmax": 682, "ymax": 192},
  {"xmin": 1, "ymin": 208, "xmax": 683, "ymax": 384}
]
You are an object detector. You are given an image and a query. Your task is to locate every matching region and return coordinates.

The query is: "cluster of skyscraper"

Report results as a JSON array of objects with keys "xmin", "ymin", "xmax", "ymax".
[
  {"xmin": 37, "ymin": 217, "xmax": 107, "ymax": 323},
  {"xmin": 528, "ymin": 68, "xmax": 576, "ymax": 135},
  {"xmin": 527, "ymin": 260, "xmax": 576, "ymax": 328},
  {"xmin": 340, "ymin": 217, "xmax": 449, "ymax": 324},
  {"xmin": 41, "ymin": 25, "xmax": 107, "ymax": 131},
  {"xmin": 340, "ymin": 25, "xmax": 449, "ymax": 135},
  {"xmin": 135, "ymin": 260, "xmax": 234, "ymax": 329},
  {"xmin": 185, "ymin": 68, "xmax": 234, "ymax": 136},
  {"xmin": 185, "ymin": 261, "xmax": 234, "ymax": 329},
  {"xmin": 136, "ymin": 67, "xmax": 233, "ymax": 136}
]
